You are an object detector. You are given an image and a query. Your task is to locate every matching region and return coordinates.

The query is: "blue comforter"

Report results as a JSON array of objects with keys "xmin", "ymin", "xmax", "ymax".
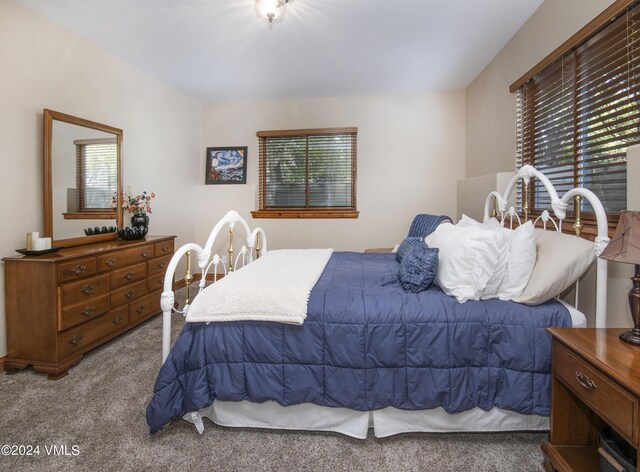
[{"xmin": 147, "ymin": 252, "xmax": 570, "ymax": 433}]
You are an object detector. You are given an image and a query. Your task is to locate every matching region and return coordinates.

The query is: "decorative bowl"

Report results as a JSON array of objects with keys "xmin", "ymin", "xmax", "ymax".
[{"xmin": 117, "ymin": 226, "xmax": 148, "ymax": 241}]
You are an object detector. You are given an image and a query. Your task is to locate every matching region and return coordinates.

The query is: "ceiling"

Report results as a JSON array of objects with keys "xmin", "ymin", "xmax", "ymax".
[{"xmin": 16, "ymin": 0, "xmax": 543, "ymax": 103}]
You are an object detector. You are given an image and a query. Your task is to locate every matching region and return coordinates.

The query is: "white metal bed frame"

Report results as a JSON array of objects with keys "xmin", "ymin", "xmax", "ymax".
[
  {"xmin": 160, "ymin": 165, "xmax": 611, "ymax": 363},
  {"xmin": 483, "ymin": 165, "xmax": 610, "ymax": 328},
  {"xmin": 160, "ymin": 210, "xmax": 268, "ymax": 362}
]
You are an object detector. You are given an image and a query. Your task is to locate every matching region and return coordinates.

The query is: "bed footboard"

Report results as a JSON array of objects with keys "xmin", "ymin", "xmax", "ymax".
[{"xmin": 160, "ymin": 210, "xmax": 267, "ymax": 363}]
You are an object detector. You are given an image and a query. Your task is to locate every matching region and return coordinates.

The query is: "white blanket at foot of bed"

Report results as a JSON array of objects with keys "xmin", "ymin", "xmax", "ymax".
[{"xmin": 185, "ymin": 249, "xmax": 333, "ymax": 325}]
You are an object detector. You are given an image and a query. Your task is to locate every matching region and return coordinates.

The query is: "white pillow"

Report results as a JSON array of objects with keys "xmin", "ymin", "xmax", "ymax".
[
  {"xmin": 457, "ymin": 215, "xmax": 537, "ymax": 300},
  {"xmin": 425, "ymin": 222, "xmax": 510, "ymax": 303},
  {"xmin": 515, "ymin": 229, "xmax": 595, "ymax": 305}
]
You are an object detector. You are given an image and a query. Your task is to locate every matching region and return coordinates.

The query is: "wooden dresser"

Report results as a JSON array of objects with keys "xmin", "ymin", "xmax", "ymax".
[
  {"xmin": 543, "ymin": 328, "xmax": 640, "ymax": 472},
  {"xmin": 3, "ymin": 235, "xmax": 175, "ymax": 380}
]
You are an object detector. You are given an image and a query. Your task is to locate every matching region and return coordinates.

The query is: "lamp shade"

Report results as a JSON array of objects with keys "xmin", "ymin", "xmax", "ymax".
[{"xmin": 599, "ymin": 211, "xmax": 640, "ymax": 264}]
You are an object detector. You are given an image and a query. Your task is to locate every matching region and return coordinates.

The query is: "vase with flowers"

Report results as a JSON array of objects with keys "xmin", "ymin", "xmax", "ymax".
[{"xmin": 115, "ymin": 191, "xmax": 156, "ymax": 229}]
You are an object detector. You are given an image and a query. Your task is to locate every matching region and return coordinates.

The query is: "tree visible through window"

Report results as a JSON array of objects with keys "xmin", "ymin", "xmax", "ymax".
[{"xmin": 253, "ymin": 128, "xmax": 358, "ymax": 218}]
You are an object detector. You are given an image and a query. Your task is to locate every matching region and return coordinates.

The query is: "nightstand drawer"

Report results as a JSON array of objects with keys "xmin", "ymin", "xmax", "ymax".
[{"xmin": 553, "ymin": 342, "xmax": 638, "ymax": 443}]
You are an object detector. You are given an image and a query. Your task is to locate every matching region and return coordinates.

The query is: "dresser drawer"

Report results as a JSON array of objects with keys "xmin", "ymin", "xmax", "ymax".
[
  {"xmin": 148, "ymin": 254, "xmax": 172, "ymax": 276},
  {"xmin": 57, "ymin": 257, "xmax": 97, "ymax": 283},
  {"xmin": 130, "ymin": 291, "xmax": 161, "ymax": 323},
  {"xmin": 110, "ymin": 262, "xmax": 147, "ymax": 289},
  {"xmin": 108, "ymin": 305, "xmax": 129, "ymax": 329},
  {"xmin": 111, "ymin": 280, "xmax": 146, "ymax": 307},
  {"xmin": 553, "ymin": 342, "xmax": 638, "ymax": 443},
  {"xmin": 148, "ymin": 273, "xmax": 165, "ymax": 293},
  {"xmin": 60, "ymin": 294, "xmax": 111, "ymax": 330},
  {"xmin": 61, "ymin": 274, "xmax": 110, "ymax": 308},
  {"xmin": 97, "ymin": 244, "xmax": 154, "ymax": 272},
  {"xmin": 59, "ymin": 311, "xmax": 125, "ymax": 359},
  {"xmin": 154, "ymin": 240, "xmax": 174, "ymax": 258}
]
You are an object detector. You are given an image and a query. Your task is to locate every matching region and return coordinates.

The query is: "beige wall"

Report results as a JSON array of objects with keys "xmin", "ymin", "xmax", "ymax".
[
  {"xmin": 465, "ymin": 0, "xmax": 614, "ymax": 178},
  {"xmin": 197, "ymin": 93, "xmax": 466, "ymax": 254},
  {"xmin": 464, "ymin": 0, "xmax": 634, "ymax": 328},
  {"xmin": 0, "ymin": 0, "xmax": 202, "ymax": 356}
]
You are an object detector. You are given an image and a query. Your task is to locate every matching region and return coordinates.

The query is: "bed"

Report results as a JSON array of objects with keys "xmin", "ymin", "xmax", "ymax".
[{"xmin": 146, "ymin": 165, "xmax": 611, "ymax": 437}]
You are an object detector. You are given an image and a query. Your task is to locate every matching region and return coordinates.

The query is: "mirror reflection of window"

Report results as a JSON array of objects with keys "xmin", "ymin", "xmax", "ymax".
[{"xmin": 73, "ymin": 138, "xmax": 117, "ymax": 212}]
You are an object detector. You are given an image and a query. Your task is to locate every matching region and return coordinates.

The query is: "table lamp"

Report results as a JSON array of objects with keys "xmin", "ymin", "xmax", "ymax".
[{"xmin": 600, "ymin": 211, "xmax": 640, "ymax": 346}]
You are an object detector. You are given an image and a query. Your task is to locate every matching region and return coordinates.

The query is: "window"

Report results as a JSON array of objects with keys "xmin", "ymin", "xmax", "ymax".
[
  {"xmin": 252, "ymin": 128, "xmax": 358, "ymax": 218},
  {"xmin": 514, "ymin": 1, "xmax": 640, "ymax": 236},
  {"xmin": 75, "ymin": 138, "xmax": 118, "ymax": 212}
]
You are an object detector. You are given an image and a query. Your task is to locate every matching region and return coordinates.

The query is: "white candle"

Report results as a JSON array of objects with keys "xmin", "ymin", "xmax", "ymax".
[
  {"xmin": 32, "ymin": 238, "xmax": 47, "ymax": 251},
  {"xmin": 43, "ymin": 237, "xmax": 52, "ymax": 249},
  {"xmin": 26, "ymin": 231, "xmax": 39, "ymax": 250}
]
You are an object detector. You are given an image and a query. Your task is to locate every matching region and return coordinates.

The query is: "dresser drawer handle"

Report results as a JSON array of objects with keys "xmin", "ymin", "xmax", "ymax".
[
  {"xmin": 124, "ymin": 271, "xmax": 135, "ymax": 280},
  {"xmin": 106, "ymin": 257, "xmax": 118, "ymax": 267},
  {"xmin": 575, "ymin": 371, "xmax": 597, "ymax": 390},
  {"xmin": 125, "ymin": 289, "xmax": 135, "ymax": 299},
  {"xmin": 69, "ymin": 334, "xmax": 85, "ymax": 346},
  {"xmin": 80, "ymin": 306, "xmax": 95, "ymax": 317},
  {"xmin": 159, "ymin": 262, "xmax": 167, "ymax": 269},
  {"xmin": 113, "ymin": 315, "xmax": 124, "ymax": 325},
  {"xmin": 142, "ymin": 250, "xmax": 152, "ymax": 259},
  {"xmin": 81, "ymin": 284, "xmax": 96, "ymax": 295},
  {"xmin": 162, "ymin": 245, "xmax": 170, "ymax": 253},
  {"xmin": 136, "ymin": 305, "xmax": 146, "ymax": 314},
  {"xmin": 66, "ymin": 265, "xmax": 87, "ymax": 275}
]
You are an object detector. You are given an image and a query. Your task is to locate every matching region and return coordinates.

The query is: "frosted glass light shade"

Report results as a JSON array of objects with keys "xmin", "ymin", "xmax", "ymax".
[{"xmin": 255, "ymin": 0, "xmax": 288, "ymax": 23}]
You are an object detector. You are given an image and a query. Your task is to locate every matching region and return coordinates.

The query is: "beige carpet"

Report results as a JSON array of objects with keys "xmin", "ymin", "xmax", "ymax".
[{"xmin": 0, "ymin": 286, "xmax": 546, "ymax": 472}]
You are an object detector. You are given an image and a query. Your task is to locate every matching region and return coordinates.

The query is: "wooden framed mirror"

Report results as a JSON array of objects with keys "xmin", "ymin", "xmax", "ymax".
[{"xmin": 43, "ymin": 109, "xmax": 123, "ymax": 247}]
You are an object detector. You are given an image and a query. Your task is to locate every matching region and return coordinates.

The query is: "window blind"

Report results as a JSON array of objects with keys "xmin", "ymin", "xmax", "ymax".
[
  {"xmin": 516, "ymin": 1, "xmax": 640, "ymax": 232},
  {"xmin": 75, "ymin": 138, "xmax": 118, "ymax": 211},
  {"xmin": 257, "ymin": 128, "xmax": 357, "ymax": 212}
]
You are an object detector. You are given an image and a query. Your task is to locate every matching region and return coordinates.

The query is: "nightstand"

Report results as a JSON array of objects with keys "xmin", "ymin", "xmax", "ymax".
[{"xmin": 543, "ymin": 328, "xmax": 640, "ymax": 471}]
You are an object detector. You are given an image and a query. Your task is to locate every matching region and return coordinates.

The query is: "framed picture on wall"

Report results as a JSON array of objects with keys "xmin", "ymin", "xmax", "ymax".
[{"xmin": 205, "ymin": 146, "xmax": 247, "ymax": 185}]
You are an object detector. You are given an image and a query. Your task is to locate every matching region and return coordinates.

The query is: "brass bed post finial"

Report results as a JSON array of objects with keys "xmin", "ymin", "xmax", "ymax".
[
  {"xmin": 523, "ymin": 180, "xmax": 530, "ymax": 222},
  {"xmin": 255, "ymin": 231, "xmax": 261, "ymax": 259},
  {"xmin": 184, "ymin": 250, "xmax": 193, "ymax": 305},
  {"xmin": 491, "ymin": 195, "xmax": 497, "ymax": 218},
  {"xmin": 228, "ymin": 228, "xmax": 234, "ymax": 272},
  {"xmin": 573, "ymin": 195, "xmax": 583, "ymax": 237}
]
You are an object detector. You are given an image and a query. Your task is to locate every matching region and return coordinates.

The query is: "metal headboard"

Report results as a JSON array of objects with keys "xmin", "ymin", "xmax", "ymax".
[{"xmin": 483, "ymin": 165, "xmax": 610, "ymax": 328}]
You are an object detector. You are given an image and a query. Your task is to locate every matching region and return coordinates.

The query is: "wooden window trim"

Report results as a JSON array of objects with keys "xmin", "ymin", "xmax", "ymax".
[
  {"xmin": 255, "ymin": 127, "xmax": 358, "ymax": 219},
  {"xmin": 510, "ymin": 0, "xmax": 636, "ymax": 92},
  {"xmin": 251, "ymin": 209, "xmax": 359, "ymax": 219}
]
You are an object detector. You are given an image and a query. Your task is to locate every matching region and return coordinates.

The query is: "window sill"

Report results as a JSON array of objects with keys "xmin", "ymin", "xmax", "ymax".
[
  {"xmin": 251, "ymin": 210, "xmax": 359, "ymax": 219},
  {"xmin": 62, "ymin": 211, "xmax": 116, "ymax": 220}
]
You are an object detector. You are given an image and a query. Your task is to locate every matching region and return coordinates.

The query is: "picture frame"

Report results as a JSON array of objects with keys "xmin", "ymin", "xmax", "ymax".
[{"xmin": 205, "ymin": 146, "xmax": 247, "ymax": 185}]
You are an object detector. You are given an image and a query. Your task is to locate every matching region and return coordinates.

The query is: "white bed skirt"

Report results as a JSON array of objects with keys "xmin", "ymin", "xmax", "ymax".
[{"xmin": 186, "ymin": 401, "xmax": 549, "ymax": 439}]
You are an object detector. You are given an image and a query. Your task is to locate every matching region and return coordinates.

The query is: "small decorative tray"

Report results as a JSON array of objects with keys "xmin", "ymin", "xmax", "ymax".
[{"xmin": 16, "ymin": 247, "xmax": 63, "ymax": 256}]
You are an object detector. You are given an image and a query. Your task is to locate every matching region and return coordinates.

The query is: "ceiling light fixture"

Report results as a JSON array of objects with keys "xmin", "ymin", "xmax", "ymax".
[{"xmin": 255, "ymin": 0, "xmax": 289, "ymax": 24}]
